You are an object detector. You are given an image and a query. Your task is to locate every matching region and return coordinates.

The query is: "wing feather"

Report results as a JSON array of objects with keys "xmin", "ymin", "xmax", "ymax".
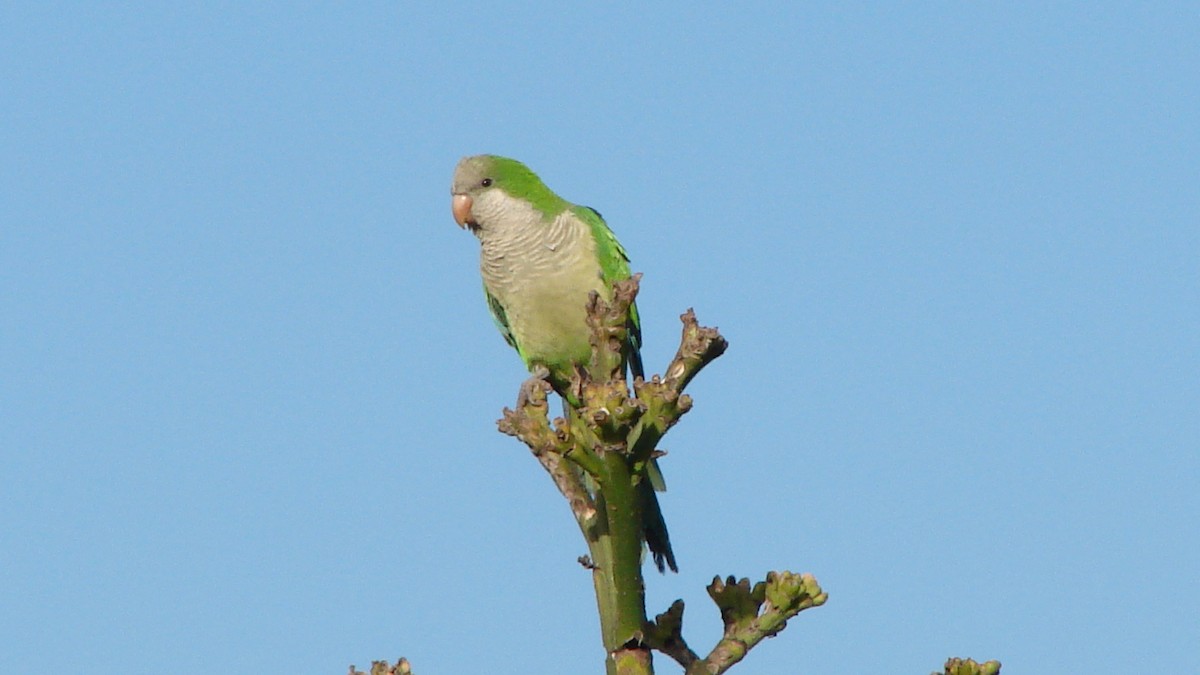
[
  {"xmin": 485, "ymin": 284, "xmax": 519, "ymax": 351},
  {"xmin": 571, "ymin": 205, "xmax": 644, "ymax": 380}
]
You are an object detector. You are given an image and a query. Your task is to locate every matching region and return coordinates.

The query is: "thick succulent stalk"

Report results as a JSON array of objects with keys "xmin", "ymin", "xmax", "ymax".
[
  {"xmin": 353, "ymin": 276, "xmax": 1001, "ymax": 674},
  {"xmin": 499, "ymin": 275, "xmax": 727, "ymax": 673}
]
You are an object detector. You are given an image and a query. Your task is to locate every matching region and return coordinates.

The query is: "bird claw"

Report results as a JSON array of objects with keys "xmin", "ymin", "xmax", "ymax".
[{"xmin": 517, "ymin": 365, "xmax": 552, "ymax": 409}]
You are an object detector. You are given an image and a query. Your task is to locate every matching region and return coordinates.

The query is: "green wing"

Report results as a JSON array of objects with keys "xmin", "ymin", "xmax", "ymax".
[
  {"xmin": 484, "ymin": 284, "xmax": 521, "ymax": 352},
  {"xmin": 572, "ymin": 205, "xmax": 644, "ymax": 380},
  {"xmin": 573, "ymin": 206, "xmax": 672, "ymax": 569}
]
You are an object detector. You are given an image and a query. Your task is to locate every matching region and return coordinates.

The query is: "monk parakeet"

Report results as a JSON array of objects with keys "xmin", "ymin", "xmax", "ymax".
[{"xmin": 451, "ymin": 154, "xmax": 677, "ymax": 573}]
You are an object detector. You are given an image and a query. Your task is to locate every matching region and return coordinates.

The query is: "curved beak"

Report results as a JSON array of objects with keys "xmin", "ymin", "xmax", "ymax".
[{"xmin": 451, "ymin": 193, "xmax": 473, "ymax": 228}]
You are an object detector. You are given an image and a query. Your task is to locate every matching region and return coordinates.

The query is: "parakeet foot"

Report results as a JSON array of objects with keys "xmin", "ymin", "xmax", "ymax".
[{"xmin": 517, "ymin": 365, "xmax": 552, "ymax": 409}]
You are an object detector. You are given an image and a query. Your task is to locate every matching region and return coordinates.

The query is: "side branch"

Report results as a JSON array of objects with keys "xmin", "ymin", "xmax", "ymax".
[
  {"xmin": 663, "ymin": 308, "xmax": 728, "ymax": 393},
  {"xmin": 349, "ymin": 659, "xmax": 412, "ymax": 675},
  {"xmin": 498, "ymin": 378, "xmax": 598, "ymax": 528},
  {"xmin": 937, "ymin": 658, "xmax": 1002, "ymax": 675},
  {"xmin": 684, "ymin": 572, "xmax": 827, "ymax": 675}
]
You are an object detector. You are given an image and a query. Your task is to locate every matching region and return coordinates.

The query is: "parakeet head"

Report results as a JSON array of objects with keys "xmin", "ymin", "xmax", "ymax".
[{"xmin": 450, "ymin": 155, "xmax": 567, "ymax": 230}]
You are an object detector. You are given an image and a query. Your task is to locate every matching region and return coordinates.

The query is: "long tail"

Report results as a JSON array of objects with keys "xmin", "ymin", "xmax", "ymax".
[{"xmin": 640, "ymin": 478, "xmax": 677, "ymax": 573}]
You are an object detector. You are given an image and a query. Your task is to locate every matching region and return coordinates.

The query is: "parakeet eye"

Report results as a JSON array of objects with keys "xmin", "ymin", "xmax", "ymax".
[{"xmin": 481, "ymin": 178, "xmax": 493, "ymax": 187}]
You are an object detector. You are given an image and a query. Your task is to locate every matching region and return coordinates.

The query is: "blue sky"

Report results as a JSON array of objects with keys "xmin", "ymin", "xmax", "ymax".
[{"xmin": 2, "ymin": 3, "xmax": 1196, "ymax": 673}]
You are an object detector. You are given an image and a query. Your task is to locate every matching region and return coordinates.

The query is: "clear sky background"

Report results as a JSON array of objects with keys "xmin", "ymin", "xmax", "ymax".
[{"xmin": 2, "ymin": 3, "xmax": 1196, "ymax": 674}]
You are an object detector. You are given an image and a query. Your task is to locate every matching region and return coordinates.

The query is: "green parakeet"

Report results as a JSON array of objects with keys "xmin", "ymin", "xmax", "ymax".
[{"xmin": 451, "ymin": 154, "xmax": 677, "ymax": 573}]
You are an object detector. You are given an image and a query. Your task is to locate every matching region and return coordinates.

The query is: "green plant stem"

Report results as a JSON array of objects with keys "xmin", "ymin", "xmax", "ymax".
[
  {"xmin": 582, "ymin": 438, "xmax": 652, "ymax": 674},
  {"xmin": 593, "ymin": 448, "xmax": 649, "ymax": 648}
]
